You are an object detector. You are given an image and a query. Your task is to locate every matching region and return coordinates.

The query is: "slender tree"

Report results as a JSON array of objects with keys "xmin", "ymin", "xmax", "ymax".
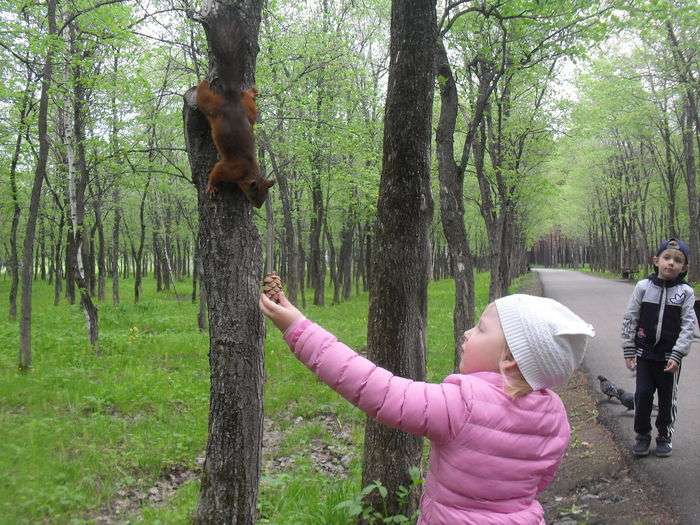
[
  {"xmin": 362, "ymin": 0, "xmax": 436, "ymax": 516},
  {"xmin": 19, "ymin": 0, "xmax": 57, "ymax": 370}
]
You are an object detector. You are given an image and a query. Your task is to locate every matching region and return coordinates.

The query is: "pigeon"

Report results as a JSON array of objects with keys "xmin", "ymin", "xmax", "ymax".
[
  {"xmin": 597, "ymin": 375, "xmax": 619, "ymax": 399},
  {"xmin": 617, "ymin": 388, "xmax": 635, "ymax": 410},
  {"xmin": 597, "ymin": 375, "xmax": 635, "ymax": 410}
]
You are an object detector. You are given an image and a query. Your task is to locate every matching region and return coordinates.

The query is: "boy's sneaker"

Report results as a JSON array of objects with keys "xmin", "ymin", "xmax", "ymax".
[
  {"xmin": 632, "ymin": 433, "xmax": 651, "ymax": 456},
  {"xmin": 654, "ymin": 436, "xmax": 672, "ymax": 457}
]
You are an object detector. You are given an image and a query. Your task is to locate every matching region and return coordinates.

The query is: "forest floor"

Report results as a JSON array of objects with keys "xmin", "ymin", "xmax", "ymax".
[{"xmin": 520, "ymin": 274, "xmax": 678, "ymax": 525}]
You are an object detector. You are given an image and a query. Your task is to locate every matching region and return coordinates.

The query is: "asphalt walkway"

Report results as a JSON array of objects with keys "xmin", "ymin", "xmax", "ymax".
[{"xmin": 537, "ymin": 268, "xmax": 700, "ymax": 524}]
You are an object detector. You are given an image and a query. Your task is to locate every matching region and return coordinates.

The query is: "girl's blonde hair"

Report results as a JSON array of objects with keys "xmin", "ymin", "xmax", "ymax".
[{"xmin": 499, "ymin": 346, "xmax": 533, "ymax": 398}]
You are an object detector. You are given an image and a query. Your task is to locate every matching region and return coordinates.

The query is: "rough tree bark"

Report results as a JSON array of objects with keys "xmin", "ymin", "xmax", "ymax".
[
  {"xmin": 362, "ymin": 0, "xmax": 436, "ymax": 517},
  {"xmin": 19, "ymin": 0, "xmax": 56, "ymax": 370},
  {"xmin": 435, "ymin": 39, "xmax": 475, "ymax": 368},
  {"xmin": 184, "ymin": 1, "xmax": 265, "ymax": 522}
]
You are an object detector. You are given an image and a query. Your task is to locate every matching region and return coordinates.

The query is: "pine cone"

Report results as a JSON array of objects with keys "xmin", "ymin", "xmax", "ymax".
[{"xmin": 262, "ymin": 272, "xmax": 283, "ymax": 303}]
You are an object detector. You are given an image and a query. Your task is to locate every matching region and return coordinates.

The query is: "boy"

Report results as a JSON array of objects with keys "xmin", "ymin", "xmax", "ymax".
[{"xmin": 621, "ymin": 238, "xmax": 695, "ymax": 457}]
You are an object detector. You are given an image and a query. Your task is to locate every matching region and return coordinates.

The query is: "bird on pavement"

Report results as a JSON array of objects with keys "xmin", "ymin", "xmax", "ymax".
[
  {"xmin": 597, "ymin": 375, "xmax": 619, "ymax": 399},
  {"xmin": 616, "ymin": 388, "xmax": 635, "ymax": 410},
  {"xmin": 597, "ymin": 375, "xmax": 635, "ymax": 410}
]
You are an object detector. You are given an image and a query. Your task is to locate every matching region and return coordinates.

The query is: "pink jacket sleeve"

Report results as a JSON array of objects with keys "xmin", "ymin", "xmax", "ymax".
[{"xmin": 283, "ymin": 318, "xmax": 469, "ymax": 444}]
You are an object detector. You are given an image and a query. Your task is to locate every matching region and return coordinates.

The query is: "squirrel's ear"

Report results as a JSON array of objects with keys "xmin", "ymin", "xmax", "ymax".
[{"xmin": 264, "ymin": 178, "xmax": 276, "ymax": 188}]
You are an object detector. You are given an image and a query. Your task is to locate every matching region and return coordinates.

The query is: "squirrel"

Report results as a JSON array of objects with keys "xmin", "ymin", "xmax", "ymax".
[{"xmin": 195, "ymin": 80, "xmax": 274, "ymax": 207}]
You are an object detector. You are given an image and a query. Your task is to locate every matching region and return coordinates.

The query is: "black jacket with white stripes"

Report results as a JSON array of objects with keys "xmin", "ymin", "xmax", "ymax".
[{"xmin": 621, "ymin": 273, "xmax": 696, "ymax": 365}]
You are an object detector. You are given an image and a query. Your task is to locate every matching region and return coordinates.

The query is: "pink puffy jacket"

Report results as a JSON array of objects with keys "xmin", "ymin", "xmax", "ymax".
[{"xmin": 284, "ymin": 319, "xmax": 570, "ymax": 525}]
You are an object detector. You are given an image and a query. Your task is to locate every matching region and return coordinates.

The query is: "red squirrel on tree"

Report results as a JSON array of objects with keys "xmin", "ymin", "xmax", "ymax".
[{"xmin": 196, "ymin": 80, "xmax": 274, "ymax": 207}]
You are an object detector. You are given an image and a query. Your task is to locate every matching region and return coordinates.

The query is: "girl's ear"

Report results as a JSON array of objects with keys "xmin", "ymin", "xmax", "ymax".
[{"xmin": 500, "ymin": 359, "xmax": 519, "ymax": 375}]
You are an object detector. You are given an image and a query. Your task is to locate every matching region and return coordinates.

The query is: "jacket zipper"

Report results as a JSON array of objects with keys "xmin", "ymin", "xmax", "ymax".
[{"xmin": 655, "ymin": 283, "xmax": 666, "ymax": 345}]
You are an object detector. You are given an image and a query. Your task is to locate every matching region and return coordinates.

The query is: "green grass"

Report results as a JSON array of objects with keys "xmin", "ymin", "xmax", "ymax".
[
  {"xmin": 0, "ymin": 271, "xmax": 502, "ymax": 524},
  {"xmin": 576, "ymin": 264, "xmax": 627, "ymax": 281}
]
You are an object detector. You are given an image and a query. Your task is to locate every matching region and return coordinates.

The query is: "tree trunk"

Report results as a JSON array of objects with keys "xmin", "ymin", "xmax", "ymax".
[
  {"xmin": 184, "ymin": 2, "xmax": 264, "ymax": 522},
  {"xmin": 65, "ymin": 217, "xmax": 76, "ymax": 304},
  {"xmin": 473, "ymin": 117, "xmax": 502, "ymax": 300},
  {"xmin": 362, "ymin": 0, "xmax": 436, "ymax": 516},
  {"xmin": 295, "ymin": 188, "xmax": 307, "ymax": 309},
  {"xmin": 262, "ymin": 150, "xmax": 275, "ymax": 273},
  {"xmin": 19, "ymin": 0, "xmax": 56, "ymax": 370},
  {"xmin": 163, "ymin": 206, "xmax": 175, "ymax": 288},
  {"xmin": 339, "ymin": 211, "xmax": 354, "ymax": 301},
  {"xmin": 8, "ymin": 83, "xmax": 32, "ymax": 321},
  {"xmin": 111, "ymin": 55, "xmax": 122, "ymax": 305},
  {"xmin": 364, "ymin": 226, "xmax": 372, "ymax": 292},
  {"xmin": 435, "ymin": 39, "xmax": 475, "ymax": 368},
  {"xmin": 88, "ymin": 224, "xmax": 97, "ymax": 297},
  {"xmin": 354, "ymin": 222, "xmax": 363, "ymax": 296},
  {"xmin": 131, "ymin": 171, "xmax": 151, "ymax": 304},
  {"xmin": 67, "ymin": 23, "xmax": 99, "ymax": 347},
  {"xmin": 39, "ymin": 222, "xmax": 47, "ymax": 281},
  {"xmin": 324, "ymin": 218, "xmax": 340, "ymax": 305},
  {"xmin": 682, "ymin": 103, "xmax": 700, "ymax": 280},
  {"xmin": 197, "ymin": 252, "xmax": 208, "ymax": 333},
  {"xmin": 261, "ymin": 134, "xmax": 298, "ymax": 303},
  {"xmin": 154, "ymin": 231, "xmax": 162, "ymax": 292},
  {"xmin": 310, "ymin": 177, "xmax": 325, "ymax": 305},
  {"xmin": 53, "ymin": 209, "xmax": 65, "ymax": 306},
  {"xmin": 192, "ymin": 235, "xmax": 199, "ymax": 303},
  {"xmin": 48, "ymin": 224, "xmax": 55, "ymax": 285},
  {"xmin": 111, "ymin": 191, "xmax": 121, "ymax": 305}
]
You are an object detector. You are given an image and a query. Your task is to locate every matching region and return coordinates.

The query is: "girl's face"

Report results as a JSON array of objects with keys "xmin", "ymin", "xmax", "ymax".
[{"xmin": 459, "ymin": 303, "xmax": 508, "ymax": 374}]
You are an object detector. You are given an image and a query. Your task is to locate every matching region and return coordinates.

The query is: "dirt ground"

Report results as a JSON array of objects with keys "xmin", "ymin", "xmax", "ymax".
[{"xmin": 521, "ymin": 274, "xmax": 679, "ymax": 525}]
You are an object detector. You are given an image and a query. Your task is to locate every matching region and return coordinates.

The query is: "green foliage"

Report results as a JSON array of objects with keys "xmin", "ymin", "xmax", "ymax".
[{"xmin": 334, "ymin": 466, "xmax": 423, "ymax": 524}]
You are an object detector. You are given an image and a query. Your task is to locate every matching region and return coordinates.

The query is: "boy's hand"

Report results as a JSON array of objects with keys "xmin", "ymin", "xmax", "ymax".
[
  {"xmin": 664, "ymin": 359, "xmax": 679, "ymax": 374},
  {"xmin": 259, "ymin": 291, "xmax": 304, "ymax": 332},
  {"xmin": 625, "ymin": 357, "xmax": 636, "ymax": 371}
]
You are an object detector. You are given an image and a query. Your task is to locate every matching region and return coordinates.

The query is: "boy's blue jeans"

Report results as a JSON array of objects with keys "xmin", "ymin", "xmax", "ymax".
[{"xmin": 634, "ymin": 357, "xmax": 678, "ymax": 438}]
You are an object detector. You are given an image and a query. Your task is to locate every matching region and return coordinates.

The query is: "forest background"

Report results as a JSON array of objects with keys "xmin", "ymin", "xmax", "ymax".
[{"xmin": 0, "ymin": 0, "xmax": 698, "ymax": 523}]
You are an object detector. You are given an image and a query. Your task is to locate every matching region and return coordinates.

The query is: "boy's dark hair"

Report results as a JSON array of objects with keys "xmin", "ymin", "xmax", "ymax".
[{"xmin": 655, "ymin": 238, "xmax": 690, "ymax": 264}]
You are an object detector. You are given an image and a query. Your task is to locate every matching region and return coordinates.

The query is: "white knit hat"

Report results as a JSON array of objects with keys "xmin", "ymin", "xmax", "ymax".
[{"xmin": 494, "ymin": 294, "xmax": 595, "ymax": 390}]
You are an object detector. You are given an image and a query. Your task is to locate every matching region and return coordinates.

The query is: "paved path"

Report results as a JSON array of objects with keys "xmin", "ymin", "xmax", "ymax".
[{"xmin": 537, "ymin": 269, "xmax": 700, "ymax": 525}]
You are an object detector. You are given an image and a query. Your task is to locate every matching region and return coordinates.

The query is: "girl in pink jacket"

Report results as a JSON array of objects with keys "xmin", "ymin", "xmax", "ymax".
[{"xmin": 259, "ymin": 293, "xmax": 594, "ymax": 524}]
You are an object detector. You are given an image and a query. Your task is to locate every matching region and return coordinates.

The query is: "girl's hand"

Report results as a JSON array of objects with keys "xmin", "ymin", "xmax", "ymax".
[
  {"xmin": 259, "ymin": 291, "xmax": 305, "ymax": 332},
  {"xmin": 625, "ymin": 357, "xmax": 636, "ymax": 371}
]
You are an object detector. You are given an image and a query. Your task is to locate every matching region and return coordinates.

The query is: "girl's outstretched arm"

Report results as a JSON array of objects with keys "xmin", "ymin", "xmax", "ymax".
[{"xmin": 260, "ymin": 293, "xmax": 469, "ymax": 444}]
